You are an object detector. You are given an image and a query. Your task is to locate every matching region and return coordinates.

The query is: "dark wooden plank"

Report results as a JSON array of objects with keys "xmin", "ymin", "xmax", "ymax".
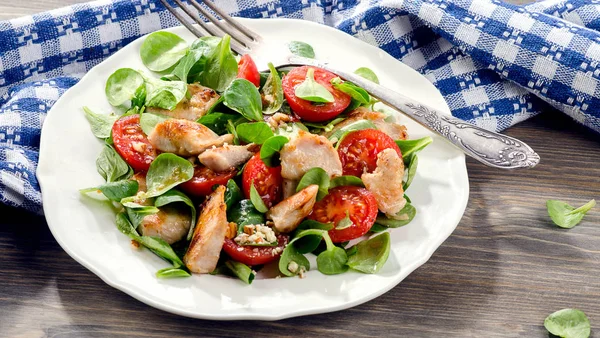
[{"xmin": 1, "ymin": 1, "xmax": 599, "ymax": 337}]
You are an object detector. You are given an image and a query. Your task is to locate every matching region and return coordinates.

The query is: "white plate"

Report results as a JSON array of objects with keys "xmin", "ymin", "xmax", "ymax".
[{"xmin": 37, "ymin": 18, "xmax": 469, "ymax": 320}]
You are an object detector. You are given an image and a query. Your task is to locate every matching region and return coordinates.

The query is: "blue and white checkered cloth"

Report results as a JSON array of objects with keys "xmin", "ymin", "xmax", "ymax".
[{"xmin": 2, "ymin": 0, "xmax": 600, "ymax": 214}]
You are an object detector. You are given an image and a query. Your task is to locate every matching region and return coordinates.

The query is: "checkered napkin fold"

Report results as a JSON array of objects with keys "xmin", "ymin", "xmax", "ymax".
[{"xmin": 1, "ymin": 0, "xmax": 599, "ymax": 214}]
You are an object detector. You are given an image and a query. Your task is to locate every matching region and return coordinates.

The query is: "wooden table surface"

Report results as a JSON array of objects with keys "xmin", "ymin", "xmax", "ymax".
[{"xmin": 1, "ymin": 1, "xmax": 600, "ymax": 337}]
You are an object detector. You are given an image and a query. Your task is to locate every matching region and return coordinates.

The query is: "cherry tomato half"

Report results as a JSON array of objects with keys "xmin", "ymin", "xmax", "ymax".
[
  {"xmin": 337, "ymin": 129, "xmax": 402, "ymax": 177},
  {"xmin": 237, "ymin": 54, "xmax": 260, "ymax": 87},
  {"xmin": 282, "ymin": 66, "xmax": 351, "ymax": 122},
  {"xmin": 223, "ymin": 234, "xmax": 289, "ymax": 266},
  {"xmin": 112, "ymin": 114, "xmax": 157, "ymax": 172},
  {"xmin": 179, "ymin": 166, "xmax": 237, "ymax": 197},
  {"xmin": 242, "ymin": 152, "xmax": 283, "ymax": 208},
  {"xmin": 309, "ymin": 186, "xmax": 378, "ymax": 243}
]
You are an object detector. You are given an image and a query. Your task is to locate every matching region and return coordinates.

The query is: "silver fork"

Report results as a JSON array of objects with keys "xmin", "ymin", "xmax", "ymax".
[{"xmin": 159, "ymin": 0, "xmax": 540, "ymax": 169}]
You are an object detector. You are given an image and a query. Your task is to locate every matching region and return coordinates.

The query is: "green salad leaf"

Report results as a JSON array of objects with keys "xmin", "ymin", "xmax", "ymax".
[
  {"xmin": 105, "ymin": 68, "xmax": 145, "ymax": 107},
  {"xmin": 329, "ymin": 175, "xmax": 364, "ymax": 189},
  {"xmin": 224, "ymin": 179, "xmax": 243, "ymax": 211},
  {"xmin": 140, "ymin": 31, "xmax": 188, "ymax": 72},
  {"xmin": 144, "ymin": 77, "xmax": 187, "ymax": 111},
  {"xmin": 395, "ymin": 136, "xmax": 433, "ymax": 162},
  {"xmin": 156, "ymin": 267, "xmax": 191, "ymax": 278},
  {"xmin": 80, "ymin": 180, "xmax": 139, "ymax": 202},
  {"xmin": 294, "ymin": 68, "xmax": 334, "ymax": 103},
  {"xmin": 403, "ymin": 153, "xmax": 418, "ymax": 191},
  {"xmin": 197, "ymin": 112, "xmax": 242, "ymax": 135},
  {"xmin": 261, "ymin": 62, "xmax": 284, "ymax": 114},
  {"xmin": 249, "ymin": 183, "xmax": 269, "ymax": 213},
  {"xmin": 224, "ymin": 79, "xmax": 263, "ymax": 122},
  {"xmin": 139, "ymin": 112, "xmax": 170, "ymax": 135},
  {"xmin": 544, "ymin": 308, "xmax": 590, "ymax": 338},
  {"xmin": 126, "ymin": 205, "xmax": 159, "ymax": 228},
  {"xmin": 375, "ymin": 202, "xmax": 416, "ymax": 228},
  {"xmin": 154, "ymin": 189, "xmax": 197, "ymax": 240},
  {"xmin": 143, "ymin": 153, "xmax": 194, "ymax": 198},
  {"xmin": 200, "ymin": 35, "xmax": 238, "ymax": 92},
  {"xmin": 96, "ymin": 145, "xmax": 132, "ymax": 183},
  {"xmin": 316, "ymin": 230, "xmax": 348, "ymax": 275},
  {"xmin": 236, "ymin": 122, "xmax": 274, "ymax": 145},
  {"xmin": 547, "ymin": 199, "xmax": 596, "ymax": 229},
  {"xmin": 83, "ymin": 107, "xmax": 118, "ymax": 139},
  {"xmin": 172, "ymin": 48, "xmax": 205, "ymax": 83},
  {"xmin": 288, "ymin": 41, "xmax": 315, "ymax": 58},
  {"xmin": 293, "ymin": 220, "xmax": 333, "ymax": 254},
  {"xmin": 331, "ymin": 77, "xmax": 370, "ymax": 105},
  {"xmin": 328, "ymin": 120, "xmax": 377, "ymax": 143},
  {"xmin": 347, "ymin": 232, "xmax": 391, "ymax": 274},
  {"xmin": 260, "ymin": 135, "xmax": 289, "ymax": 167},
  {"xmin": 227, "ymin": 199, "xmax": 265, "ymax": 233},
  {"xmin": 279, "ymin": 238, "xmax": 311, "ymax": 277},
  {"xmin": 225, "ymin": 260, "xmax": 255, "ymax": 284},
  {"xmin": 354, "ymin": 67, "xmax": 379, "ymax": 84},
  {"xmin": 296, "ymin": 167, "xmax": 329, "ymax": 201}
]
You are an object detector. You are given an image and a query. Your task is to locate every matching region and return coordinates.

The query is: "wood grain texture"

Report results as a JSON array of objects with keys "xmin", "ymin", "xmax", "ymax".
[{"xmin": 1, "ymin": 1, "xmax": 600, "ymax": 337}]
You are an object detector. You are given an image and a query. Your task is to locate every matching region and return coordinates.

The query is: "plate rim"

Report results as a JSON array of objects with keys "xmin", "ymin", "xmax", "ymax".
[{"xmin": 37, "ymin": 17, "xmax": 469, "ymax": 321}]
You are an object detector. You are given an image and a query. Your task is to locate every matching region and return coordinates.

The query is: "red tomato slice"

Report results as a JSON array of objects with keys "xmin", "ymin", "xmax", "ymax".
[
  {"xmin": 112, "ymin": 114, "xmax": 157, "ymax": 172},
  {"xmin": 179, "ymin": 166, "xmax": 236, "ymax": 197},
  {"xmin": 223, "ymin": 235, "xmax": 289, "ymax": 266},
  {"xmin": 309, "ymin": 186, "xmax": 378, "ymax": 243},
  {"xmin": 282, "ymin": 66, "xmax": 351, "ymax": 122},
  {"xmin": 242, "ymin": 152, "xmax": 283, "ymax": 208},
  {"xmin": 237, "ymin": 54, "xmax": 260, "ymax": 87},
  {"xmin": 337, "ymin": 129, "xmax": 402, "ymax": 177}
]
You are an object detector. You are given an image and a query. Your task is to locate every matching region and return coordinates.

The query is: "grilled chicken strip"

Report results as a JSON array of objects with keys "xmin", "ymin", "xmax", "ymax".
[
  {"xmin": 198, "ymin": 144, "xmax": 259, "ymax": 172},
  {"xmin": 325, "ymin": 108, "xmax": 408, "ymax": 141},
  {"xmin": 267, "ymin": 184, "xmax": 319, "ymax": 233},
  {"xmin": 184, "ymin": 185, "xmax": 228, "ymax": 274},
  {"xmin": 279, "ymin": 130, "xmax": 342, "ymax": 180},
  {"xmin": 148, "ymin": 119, "xmax": 233, "ymax": 156},
  {"xmin": 361, "ymin": 148, "xmax": 407, "ymax": 217},
  {"xmin": 131, "ymin": 172, "xmax": 192, "ymax": 244},
  {"xmin": 146, "ymin": 84, "xmax": 220, "ymax": 121}
]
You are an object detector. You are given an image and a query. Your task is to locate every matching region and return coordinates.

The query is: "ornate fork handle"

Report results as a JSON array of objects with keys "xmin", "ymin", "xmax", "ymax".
[{"xmin": 284, "ymin": 57, "xmax": 540, "ymax": 169}]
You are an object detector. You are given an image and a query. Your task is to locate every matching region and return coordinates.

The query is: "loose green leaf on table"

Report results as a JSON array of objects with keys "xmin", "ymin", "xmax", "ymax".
[
  {"xmin": 200, "ymin": 35, "xmax": 238, "ymax": 92},
  {"xmin": 96, "ymin": 144, "xmax": 131, "ymax": 183},
  {"xmin": 544, "ymin": 308, "xmax": 590, "ymax": 338},
  {"xmin": 223, "ymin": 79, "xmax": 263, "ymax": 121},
  {"xmin": 288, "ymin": 41, "xmax": 315, "ymax": 58},
  {"xmin": 143, "ymin": 153, "xmax": 194, "ymax": 198},
  {"xmin": 140, "ymin": 31, "xmax": 188, "ymax": 72},
  {"xmin": 547, "ymin": 199, "xmax": 596, "ymax": 229},
  {"xmin": 260, "ymin": 135, "xmax": 289, "ymax": 167},
  {"xmin": 144, "ymin": 77, "xmax": 187, "ymax": 111},
  {"xmin": 154, "ymin": 189, "xmax": 197, "ymax": 240},
  {"xmin": 83, "ymin": 107, "xmax": 118, "ymax": 139},
  {"xmin": 354, "ymin": 67, "xmax": 379, "ymax": 84},
  {"xmin": 347, "ymin": 232, "xmax": 391, "ymax": 274},
  {"xmin": 236, "ymin": 122, "xmax": 274, "ymax": 144},
  {"xmin": 156, "ymin": 267, "xmax": 191, "ymax": 278},
  {"xmin": 225, "ymin": 260, "xmax": 256, "ymax": 284},
  {"xmin": 80, "ymin": 180, "xmax": 139, "ymax": 202},
  {"xmin": 295, "ymin": 68, "xmax": 334, "ymax": 103},
  {"xmin": 296, "ymin": 167, "xmax": 330, "ymax": 200},
  {"xmin": 261, "ymin": 62, "xmax": 284, "ymax": 114},
  {"xmin": 250, "ymin": 183, "xmax": 269, "ymax": 213},
  {"xmin": 105, "ymin": 68, "xmax": 146, "ymax": 107},
  {"xmin": 139, "ymin": 112, "xmax": 170, "ymax": 135}
]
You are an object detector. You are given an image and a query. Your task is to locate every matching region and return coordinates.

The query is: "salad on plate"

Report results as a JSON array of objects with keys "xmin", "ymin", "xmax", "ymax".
[{"xmin": 80, "ymin": 31, "xmax": 432, "ymax": 284}]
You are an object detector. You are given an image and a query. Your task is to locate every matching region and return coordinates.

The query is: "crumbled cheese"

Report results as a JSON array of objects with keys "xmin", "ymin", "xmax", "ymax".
[
  {"xmin": 287, "ymin": 261, "xmax": 299, "ymax": 274},
  {"xmin": 234, "ymin": 224, "xmax": 277, "ymax": 245},
  {"xmin": 271, "ymin": 246, "xmax": 283, "ymax": 256}
]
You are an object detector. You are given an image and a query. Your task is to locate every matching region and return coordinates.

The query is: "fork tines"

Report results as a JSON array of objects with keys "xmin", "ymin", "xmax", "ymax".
[{"xmin": 159, "ymin": 0, "xmax": 261, "ymax": 54}]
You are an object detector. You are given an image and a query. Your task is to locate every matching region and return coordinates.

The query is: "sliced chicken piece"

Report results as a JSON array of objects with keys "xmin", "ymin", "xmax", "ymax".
[
  {"xmin": 279, "ymin": 130, "xmax": 342, "ymax": 180},
  {"xmin": 146, "ymin": 84, "xmax": 220, "ymax": 121},
  {"xmin": 361, "ymin": 148, "xmax": 407, "ymax": 217},
  {"xmin": 139, "ymin": 205, "xmax": 192, "ymax": 244},
  {"xmin": 198, "ymin": 144, "xmax": 259, "ymax": 172},
  {"xmin": 148, "ymin": 119, "xmax": 233, "ymax": 156},
  {"xmin": 325, "ymin": 108, "xmax": 408, "ymax": 141},
  {"xmin": 184, "ymin": 185, "xmax": 228, "ymax": 274},
  {"xmin": 282, "ymin": 179, "xmax": 299, "ymax": 199},
  {"xmin": 267, "ymin": 184, "xmax": 318, "ymax": 233}
]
